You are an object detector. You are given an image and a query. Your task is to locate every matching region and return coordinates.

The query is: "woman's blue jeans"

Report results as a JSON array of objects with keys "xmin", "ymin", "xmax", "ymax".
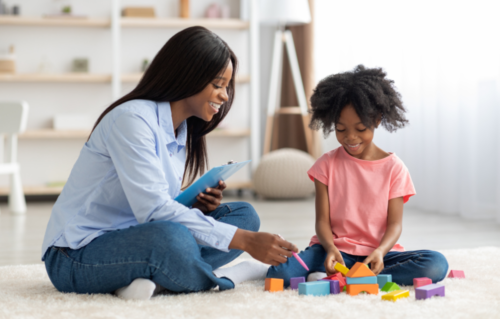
[
  {"xmin": 44, "ymin": 202, "xmax": 260, "ymax": 294},
  {"xmin": 267, "ymin": 244, "xmax": 449, "ymax": 287}
]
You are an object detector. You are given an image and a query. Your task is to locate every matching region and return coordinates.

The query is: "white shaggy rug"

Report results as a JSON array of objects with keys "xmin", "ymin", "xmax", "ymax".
[{"xmin": 1, "ymin": 247, "xmax": 500, "ymax": 319}]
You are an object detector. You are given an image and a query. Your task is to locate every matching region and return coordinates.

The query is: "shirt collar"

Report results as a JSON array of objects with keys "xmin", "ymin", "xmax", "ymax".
[{"xmin": 158, "ymin": 101, "xmax": 187, "ymax": 152}]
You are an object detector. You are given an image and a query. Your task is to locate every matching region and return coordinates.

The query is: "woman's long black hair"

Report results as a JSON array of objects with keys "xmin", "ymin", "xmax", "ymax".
[{"xmin": 90, "ymin": 26, "xmax": 238, "ymax": 186}]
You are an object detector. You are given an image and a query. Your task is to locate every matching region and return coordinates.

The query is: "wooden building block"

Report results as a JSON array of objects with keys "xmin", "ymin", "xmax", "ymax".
[
  {"xmin": 334, "ymin": 262, "xmax": 349, "ymax": 276},
  {"xmin": 377, "ymin": 274, "xmax": 392, "ymax": 288},
  {"xmin": 290, "ymin": 277, "xmax": 305, "ymax": 290},
  {"xmin": 324, "ymin": 273, "xmax": 346, "ymax": 291},
  {"xmin": 415, "ymin": 283, "xmax": 445, "ymax": 300},
  {"xmin": 346, "ymin": 276, "xmax": 378, "ymax": 285},
  {"xmin": 381, "ymin": 290, "xmax": 410, "ymax": 302},
  {"xmin": 346, "ymin": 284, "xmax": 379, "ymax": 296},
  {"xmin": 298, "ymin": 281, "xmax": 330, "ymax": 296},
  {"xmin": 346, "ymin": 262, "xmax": 376, "ymax": 278},
  {"xmin": 448, "ymin": 270, "xmax": 465, "ymax": 279},
  {"xmin": 265, "ymin": 278, "xmax": 284, "ymax": 292},
  {"xmin": 320, "ymin": 279, "xmax": 340, "ymax": 294},
  {"xmin": 413, "ymin": 277, "xmax": 432, "ymax": 288},
  {"xmin": 122, "ymin": 7, "xmax": 156, "ymax": 17},
  {"xmin": 381, "ymin": 282, "xmax": 400, "ymax": 292}
]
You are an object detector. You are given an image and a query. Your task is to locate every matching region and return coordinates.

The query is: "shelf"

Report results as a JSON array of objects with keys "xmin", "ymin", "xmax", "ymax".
[
  {"xmin": 19, "ymin": 128, "xmax": 250, "ymax": 139},
  {"xmin": 0, "ymin": 73, "xmax": 112, "ymax": 83},
  {"xmin": 0, "ymin": 16, "xmax": 249, "ymax": 29},
  {"xmin": 0, "ymin": 16, "xmax": 110, "ymax": 27},
  {"xmin": 0, "ymin": 73, "xmax": 250, "ymax": 83},
  {"xmin": 121, "ymin": 18, "xmax": 249, "ymax": 29},
  {"xmin": 0, "ymin": 181, "xmax": 252, "ymax": 196}
]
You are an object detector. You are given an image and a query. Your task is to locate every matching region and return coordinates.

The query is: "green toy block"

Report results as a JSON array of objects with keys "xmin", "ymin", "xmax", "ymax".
[
  {"xmin": 343, "ymin": 285, "xmax": 346, "ymax": 292},
  {"xmin": 381, "ymin": 282, "xmax": 400, "ymax": 292}
]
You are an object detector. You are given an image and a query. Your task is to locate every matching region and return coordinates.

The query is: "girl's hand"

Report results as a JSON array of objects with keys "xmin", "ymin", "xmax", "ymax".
[
  {"xmin": 363, "ymin": 248, "xmax": 384, "ymax": 275},
  {"xmin": 324, "ymin": 249, "xmax": 345, "ymax": 276},
  {"xmin": 192, "ymin": 180, "xmax": 226, "ymax": 214}
]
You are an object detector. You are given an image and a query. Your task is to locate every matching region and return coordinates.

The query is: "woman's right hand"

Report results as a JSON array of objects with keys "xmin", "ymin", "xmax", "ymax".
[
  {"xmin": 229, "ymin": 229, "xmax": 298, "ymax": 266},
  {"xmin": 324, "ymin": 248, "xmax": 345, "ymax": 276}
]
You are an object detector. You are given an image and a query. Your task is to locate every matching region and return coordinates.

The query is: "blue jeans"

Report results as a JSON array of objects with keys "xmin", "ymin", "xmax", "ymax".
[
  {"xmin": 267, "ymin": 244, "xmax": 449, "ymax": 287},
  {"xmin": 44, "ymin": 202, "xmax": 260, "ymax": 294}
]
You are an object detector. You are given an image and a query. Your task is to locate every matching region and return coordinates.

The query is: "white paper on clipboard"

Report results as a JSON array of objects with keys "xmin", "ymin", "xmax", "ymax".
[{"xmin": 174, "ymin": 160, "xmax": 251, "ymax": 207}]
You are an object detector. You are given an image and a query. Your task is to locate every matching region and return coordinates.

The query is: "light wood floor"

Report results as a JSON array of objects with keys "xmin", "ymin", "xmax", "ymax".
[{"xmin": 1, "ymin": 196, "xmax": 500, "ymax": 266}]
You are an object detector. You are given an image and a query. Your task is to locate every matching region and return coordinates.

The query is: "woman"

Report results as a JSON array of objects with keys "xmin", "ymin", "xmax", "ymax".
[{"xmin": 42, "ymin": 26, "xmax": 297, "ymax": 300}]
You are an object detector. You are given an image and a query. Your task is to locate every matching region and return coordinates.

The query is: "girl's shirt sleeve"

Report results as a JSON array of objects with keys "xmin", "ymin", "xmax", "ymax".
[
  {"xmin": 389, "ymin": 160, "xmax": 416, "ymax": 203},
  {"xmin": 307, "ymin": 153, "xmax": 331, "ymax": 185}
]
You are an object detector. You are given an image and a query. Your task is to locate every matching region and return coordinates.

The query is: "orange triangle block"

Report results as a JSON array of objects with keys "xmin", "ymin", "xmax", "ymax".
[{"xmin": 346, "ymin": 262, "xmax": 376, "ymax": 278}]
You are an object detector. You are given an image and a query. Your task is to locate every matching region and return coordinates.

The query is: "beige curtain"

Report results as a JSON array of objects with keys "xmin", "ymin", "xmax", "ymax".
[{"xmin": 271, "ymin": 0, "xmax": 322, "ymax": 159}]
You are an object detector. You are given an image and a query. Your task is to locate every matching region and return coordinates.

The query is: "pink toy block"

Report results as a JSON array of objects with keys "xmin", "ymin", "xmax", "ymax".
[
  {"xmin": 415, "ymin": 283, "xmax": 445, "ymax": 300},
  {"xmin": 290, "ymin": 277, "xmax": 305, "ymax": 290},
  {"xmin": 413, "ymin": 277, "xmax": 432, "ymax": 288},
  {"xmin": 448, "ymin": 270, "xmax": 465, "ymax": 278}
]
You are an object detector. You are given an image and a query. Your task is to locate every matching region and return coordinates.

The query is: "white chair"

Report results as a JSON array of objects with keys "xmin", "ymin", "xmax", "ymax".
[{"xmin": 0, "ymin": 101, "xmax": 28, "ymax": 215}]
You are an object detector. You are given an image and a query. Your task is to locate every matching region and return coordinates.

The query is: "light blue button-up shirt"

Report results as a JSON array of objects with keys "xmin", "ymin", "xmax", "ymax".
[{"xmin": 41, "ymin": 100, "xmax": 237, "ymax": 260}]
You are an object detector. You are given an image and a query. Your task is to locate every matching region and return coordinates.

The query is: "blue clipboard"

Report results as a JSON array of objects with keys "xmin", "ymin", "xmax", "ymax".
[{"xmin": 175, "ymin": 160, "xmax": 251, "ymax": 207}]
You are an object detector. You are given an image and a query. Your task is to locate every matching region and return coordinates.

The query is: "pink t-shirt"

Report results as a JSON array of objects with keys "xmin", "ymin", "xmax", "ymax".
[{"xmin": 307, "ymin": 146, "xmax": 416, "ymax": 256}]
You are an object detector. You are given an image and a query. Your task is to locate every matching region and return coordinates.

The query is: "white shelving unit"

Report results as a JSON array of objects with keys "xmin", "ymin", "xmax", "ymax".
[{"xmin": 0, "ymin": 0, "xmax": 260, "ymax": 196}]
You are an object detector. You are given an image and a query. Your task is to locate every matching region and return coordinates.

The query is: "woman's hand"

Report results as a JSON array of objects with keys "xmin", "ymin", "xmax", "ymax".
[
  {"xmin": 363, "ymin": 248, "xmax": 384, "ymax": 275},
  {"xmin": 192, "ymin": 180, "xmax": 226, "ymax": 213},
  {"xmin": 324, "ymin": 248, "xmax": 345, "ymax": 276},
  {"xmin": 229, "ymin": 229, "xmax": 299, "ymax": 266}
]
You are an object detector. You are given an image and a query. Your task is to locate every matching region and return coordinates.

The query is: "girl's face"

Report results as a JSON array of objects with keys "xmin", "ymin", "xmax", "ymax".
[
  {"xmin": 335, "ymin": 104, "xmax": 378, "ymax": 159},
  {"xmin": 184, "ymin": 60, "xmax": 233, "ymax": 122}
]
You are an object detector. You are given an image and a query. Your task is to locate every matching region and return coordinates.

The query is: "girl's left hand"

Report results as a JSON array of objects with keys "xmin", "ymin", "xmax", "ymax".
[
  {"xmin": 362, "ymin": 248, "xmax": 385, "ymax": 275},
  {"xmin": 192, "ymin": 180, "xmax": 226, "ymax": 214}
]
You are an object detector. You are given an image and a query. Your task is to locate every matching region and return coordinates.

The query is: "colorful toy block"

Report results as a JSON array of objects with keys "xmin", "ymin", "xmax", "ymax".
[
  {"xmin": 320, "ymin": 279, "xmax": 340, "ymax": 294},
  {"xmin": 381, "ymin": 282, "xmax": 400, "ymax": 292},
  {"xmin": 334, "ymin": 262, "xmax": 350, "ymax": 276},
  {"xmin": 324, "ymin": 273, "xmax": 346, "ymax": 291},
  {"xmin": 346, "ymin": 284, "xmax": 379, "ymax": 296},
  {"xmin": 448, "ymin": 270, "xmax": 465, "ymax": 279},
  {"xmin": 413, "ymin": 277, "xmax": 432, "ymax": 288},
  {"xmin": 290, "ymin": 277, "xmax": 305, "ymax": 290},
  {"xmin": 346, "ymin": 276, "xmax": 378, "ymax": 285},
  {"xmin": 377, "ymin": 274, "xmax": 392, "ymax": 288},
  {"xmin": 265, "ymin": 278, "xmax": 284, "ymax": 292},
  {"xmin": 381, "ymin": 290, "xmax": 410, "ymax": 302},
  {"xmin": 298, "ymin": 281, "xmax": 330, "ymax": 296},
  {"xmin": 346, "ymin": 262, "xmax": 375, "ymax": 278},
  {"xmin": 415, "ymin": 284, "xmax": 445, "ymax": 300}
]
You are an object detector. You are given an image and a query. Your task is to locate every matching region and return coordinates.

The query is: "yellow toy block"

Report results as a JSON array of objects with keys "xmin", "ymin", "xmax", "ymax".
[
  {"xmin": 334, "ymin": 262, "xmax": 349, "ymax": 276},
  {"xmin": 381, "ymin": 290, "xmax": 410, "ymax": 302},
  {"xmin": 265, "ymin": 278, "xmax": 284, "ymax": 292},
  {"xmin": 346, "ymin": 262, "xmax": 375, "ymax": 278}
]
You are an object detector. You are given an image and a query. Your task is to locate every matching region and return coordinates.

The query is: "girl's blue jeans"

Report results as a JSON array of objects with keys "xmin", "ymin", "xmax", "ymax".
[
  {"xmin": 267, "ymin": 244, "xmax": 449, "ymax": 287},
  {"xmin": 44, "ymin": 202, "xmax": 260, "ymax": 294}
]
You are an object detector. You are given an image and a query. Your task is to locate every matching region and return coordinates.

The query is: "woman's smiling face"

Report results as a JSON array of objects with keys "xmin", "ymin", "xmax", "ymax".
[{"xmin": 184, "ymin": 60, "xmax": 233, "ymax": 122}]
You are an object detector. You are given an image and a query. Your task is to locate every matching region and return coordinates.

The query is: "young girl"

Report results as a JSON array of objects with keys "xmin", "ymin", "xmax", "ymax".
[{"xmin": 266, "ymin": 65, "xmax": 449, "ymax": 287}]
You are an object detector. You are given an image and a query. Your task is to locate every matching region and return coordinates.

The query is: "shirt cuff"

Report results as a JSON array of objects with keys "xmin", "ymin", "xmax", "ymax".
[{"xmin": 208, "ymin": 220, "xmax": 238, "ymax": 252}]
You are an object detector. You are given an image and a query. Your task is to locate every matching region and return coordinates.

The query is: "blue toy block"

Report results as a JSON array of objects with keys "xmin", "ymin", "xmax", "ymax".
[
  {"xmin": 346, "ymin": 276, "xmax": 378, "ymax": 285},
  {"xmin": 324, "ymin": 279, "xmax": 340, "ymax": 294},
  {"xmin": 377, "ymin": 274, "xmax": 392, "ymax": 288},
  {"xmin": 290, "ymin": 277, "xmax": 305, "ymax": 290},
  {"xmin": 298, "ymin": 281, "xmax": 330, "ymax": 296}
]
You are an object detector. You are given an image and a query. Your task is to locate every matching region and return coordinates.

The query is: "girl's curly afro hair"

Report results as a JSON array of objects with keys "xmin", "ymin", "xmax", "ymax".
[{"xmin": 309, "ymin": 65, "xmax": 408, "ymax": 136}]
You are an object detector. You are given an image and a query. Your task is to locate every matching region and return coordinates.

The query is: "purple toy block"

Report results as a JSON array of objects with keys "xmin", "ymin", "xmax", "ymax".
[
  {"xmin": 290, "ymin": 277, "xmax": 305, "ymax": 290},
  {"xmin": 320, "ymin": 279, "xmax": 340, "ymax": 294},
  {"xmin": 415, "ymin": 283, "xmax": 445, "ymax": 300}
]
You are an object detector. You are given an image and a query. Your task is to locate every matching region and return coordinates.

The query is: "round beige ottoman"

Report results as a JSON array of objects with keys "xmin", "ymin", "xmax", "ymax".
[{"xmin": 253, "ymin": 148, "xmax": 315, "ymax": 199}]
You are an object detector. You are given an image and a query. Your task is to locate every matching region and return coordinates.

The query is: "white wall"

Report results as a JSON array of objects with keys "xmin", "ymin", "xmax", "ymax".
[{"xmin": 0, "ymin": 0, "xmax": 256, "ymax": 188}]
